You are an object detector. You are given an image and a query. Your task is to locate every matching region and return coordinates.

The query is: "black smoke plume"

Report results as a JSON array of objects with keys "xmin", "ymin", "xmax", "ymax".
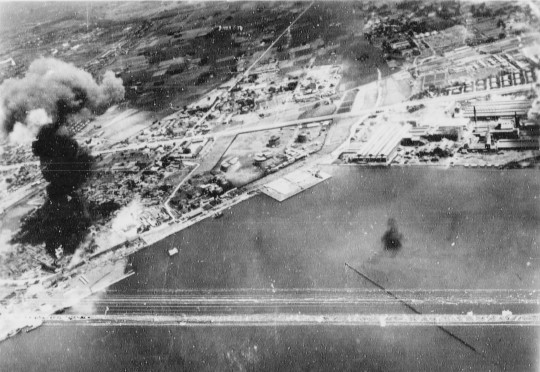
[
  {"xmin": 381, "ymin": 218, "xmax": 403, "ymax": 251},
  {"xmin": 32, "ymin": 100, "xmax": 93, "ymax": 198},
  {"xmin": 2, "ymin": 58, "xmax": 125, "ymax": 257},
  {"xmin": 13, "ymin": 195, "xmax": 91, "ymax": 257}
]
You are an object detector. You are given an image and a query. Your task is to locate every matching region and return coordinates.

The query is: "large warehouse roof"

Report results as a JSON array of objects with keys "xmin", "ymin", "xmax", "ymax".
[{"xmin": 463, "ymin": 100, "xmax": 532, "ymax": 118}]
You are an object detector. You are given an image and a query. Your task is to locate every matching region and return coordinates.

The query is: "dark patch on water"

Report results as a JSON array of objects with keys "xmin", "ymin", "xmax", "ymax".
[{"xmin": 381, "ymin": 218, "xmax": 403, "ymax": 252}]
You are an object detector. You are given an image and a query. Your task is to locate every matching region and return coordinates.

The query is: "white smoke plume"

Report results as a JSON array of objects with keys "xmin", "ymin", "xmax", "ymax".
[
  {"xmin": 91, "ymin": 199, "xmax": 143, "ymax": 252},
  {"xmin": 0, "ymin": 57, "xmax": 125, "ymax": 141},
  {"xmin": 8, "ymin": 109, "xmax": 52, "ymax": 144},
  {"xmin": 111, "ymin": 199, "xmax": 144, "ymax": 234},
  {"xmin": 8, "ymin": 123, "xmax": 34, "ymax": 145}
]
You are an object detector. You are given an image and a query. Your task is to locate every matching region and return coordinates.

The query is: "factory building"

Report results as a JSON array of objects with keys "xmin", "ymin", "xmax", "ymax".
[
  {"xmin": 462, "ymin": 100, "xmax": 532, "ymax": 119},
  {"xmin": 494, "ymin": 139, "xmax": 539, "ymax": 150},
  {"xmin": 356, "ymin": 124, "xmax": 410, "ymax": 164}
]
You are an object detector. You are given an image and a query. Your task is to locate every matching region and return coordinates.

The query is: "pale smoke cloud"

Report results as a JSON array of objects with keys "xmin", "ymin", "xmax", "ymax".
[
  {"xmin": 100, "ymin": 70, "xmax": 125, "ymax": 106},
  {"xmin": 0, "ymin": 57, "xmax": 125, "ymax": 140},
  {"xmin": 26, "ymin": 108, "xmax": 52, "ymax": 130},
  {"xmin": 8, "ymin": 109, "xmax": 53, "ymax": 144},
  {"xmin": 111, "ymin": 199, "xmax": 144, "ymax": 234},
  {"xmin": 91, "ymin": 199, "xmax": 143, "ymax": 252},
  {"xmin": 8, "ymin": 123, "xmax": 34, "ymax": 145}
]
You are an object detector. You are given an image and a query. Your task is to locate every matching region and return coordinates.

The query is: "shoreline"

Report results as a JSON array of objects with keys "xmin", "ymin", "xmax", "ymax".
[
  {"xmin": 0, "ymin": 149, "xmax": 538, "ymax": 343},
  {"xmin": 141, "ymin": 191, "xmax": 255, "ymax": 247},
  {"xmin": 0, "ymin": 190, "xmax": 256, "ymax": 343},
  {"xmin": 1, "ymin": 63, "xmax": 537, "ymax": 343}
]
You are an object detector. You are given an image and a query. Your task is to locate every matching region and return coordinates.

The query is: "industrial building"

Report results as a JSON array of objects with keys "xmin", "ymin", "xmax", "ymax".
[
  {"xmin": 356, "ymin": 124, "xmax": 410, "ymax": 164},
  {"xmin": 494, "ymin": 139, "xmax": 539, "ymax": 150},
  {"xmin": 462, "ymin": 100, "xmax": 532, "ymax": 119}
]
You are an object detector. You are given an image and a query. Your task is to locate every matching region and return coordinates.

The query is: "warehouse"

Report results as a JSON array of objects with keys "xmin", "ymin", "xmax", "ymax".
[
  {"xmin": 462, "ymin": 100, "xmax": 532, "ymax": 119},
  {"xmin": 356, "ymin": 124, "xmax": 410, "ymax": 164}
]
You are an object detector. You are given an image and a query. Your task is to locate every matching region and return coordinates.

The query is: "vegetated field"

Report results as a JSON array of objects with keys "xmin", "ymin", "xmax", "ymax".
[
  {"xmin": 79, "ymin": 107, "xmax": 156, "ymax": 145},
  {"xmin": 314, "ymin": 39, "xmax": 389, "ymax": 89},
  {"xmin": 298, "ymin": 102, "xmax": 336, "ymax": 119},
  {"xmin": 288, "ymin": 2, "xmax": 358, "ymax": 49},
  {"xmin": 217, "ymin": 127, "xmax": 296, "ymax": 186}
]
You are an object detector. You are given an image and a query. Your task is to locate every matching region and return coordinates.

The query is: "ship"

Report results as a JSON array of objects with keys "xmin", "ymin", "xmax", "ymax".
[
  {"xmin": 168, "ymin": 247, "xmax": 179, "ymax": 257},
  {"xmin": 213, "ymin": 211, "xmax": 224, "ymax": 219}
]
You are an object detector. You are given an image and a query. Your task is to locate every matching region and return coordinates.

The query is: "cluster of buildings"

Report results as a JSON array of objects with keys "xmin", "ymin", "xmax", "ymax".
[
  {"xmin": 412, "ymin": 39, "xmax": 536, "ymax": 100},
  {"xmin": 0, "ymin": 145, "xmax": 36, "ymax": 165},
  {"xmin": 0, "ymin": 165, "xmax": 41, "ymax": 195},
  {"xmin": 0, "ymin": 243, "xmax": 51, "ymax": 279},
  {"xmin": 168, "ymin": 172, "xmax": 233, "ymax": 217},
  {"xmin": 84, "ymin": 147, "xmax": 188, "ymax": 211},
  {"xmin": 256, "ymin": 121, "xmax": 329, "ymax": 173},
  {"xmin": 463, "ymin": 99, "xmax": 539, "ymax": 151},
  {"xmin": 293, "ymin": 65, "xmax": 341, "ymax": 103}
]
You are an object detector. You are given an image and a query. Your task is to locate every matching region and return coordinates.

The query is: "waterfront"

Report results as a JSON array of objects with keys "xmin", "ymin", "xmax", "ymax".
[
  {"xmin": 117, "ymin": 166, "xmax": 539, "ymax": 292},
  {"xmin": 1, "ymin": 166, "xmax": 538, "ymax": 371}
]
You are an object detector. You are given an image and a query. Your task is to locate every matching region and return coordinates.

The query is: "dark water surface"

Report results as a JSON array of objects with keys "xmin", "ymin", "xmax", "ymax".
[
  {"xmin": 119, "ymin": 166, "xmax": 539, "ymax": 292},
  {"xmin": 1, "ymin": 166, "xmax": 539, "ymax": 371}
]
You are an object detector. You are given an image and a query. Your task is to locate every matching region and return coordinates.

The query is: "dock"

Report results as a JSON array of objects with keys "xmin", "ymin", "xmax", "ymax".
[{"xmin": 260, "ymin": 168, "xmax": 331, "ymax": 202}]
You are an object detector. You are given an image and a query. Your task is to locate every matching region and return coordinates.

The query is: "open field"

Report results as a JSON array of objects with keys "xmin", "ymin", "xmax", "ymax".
[
  {"xmin": 217, "ymin": 127, "xmax": 296, "ymax": 186},
  {"xmin": 78, "ymin": 107, "xmax": 155, "ymax": 147}
]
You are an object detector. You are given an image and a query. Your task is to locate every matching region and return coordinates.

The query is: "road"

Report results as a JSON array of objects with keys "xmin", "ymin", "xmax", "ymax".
[
  {"xmin": 64, "ymin": 289, "xmax": 539, "ymax": 317},
  {"xmin": 0, "ymin": 161, "xmax": 40, "ymax": 171},
  {"xmin": 46, "ymin": 312, "xmax": 540, "ymax": 327},
  {"xmin": 163, "ymin": 162, "xmax": 199, "ymax": 220}
]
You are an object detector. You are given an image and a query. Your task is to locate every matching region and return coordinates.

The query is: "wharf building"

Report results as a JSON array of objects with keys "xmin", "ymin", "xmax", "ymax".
[{"xmin": 355, "ymin": 124, "xmax": 411, "ymax": 164}]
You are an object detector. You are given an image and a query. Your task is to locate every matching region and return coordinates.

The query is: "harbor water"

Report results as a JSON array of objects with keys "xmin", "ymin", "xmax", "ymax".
[{"xmin": 1, "ymin": 166, "xmax": 539, "ymax": 371}]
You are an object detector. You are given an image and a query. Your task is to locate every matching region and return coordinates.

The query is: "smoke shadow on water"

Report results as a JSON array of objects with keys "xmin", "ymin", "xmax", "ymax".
[{"xmin": 381, "ymin": 218, "xmax": 403, "ymax": 255}]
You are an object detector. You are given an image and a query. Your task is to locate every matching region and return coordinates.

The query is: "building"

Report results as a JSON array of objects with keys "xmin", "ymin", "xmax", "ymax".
[
  {"xmin": 390, "ymin": 39, "xmax": 410, "ymax": 50},
  {"xmin": 356, "ymin": 124, "xmax": 410, "ymax": 164},
  {"xmin": 494, "ymin": 139, "xmax": 539, "ymax": 150},
  {"xmin": 267, "ymin": 135, "xmax": 280, "ymax": 147},
  {"xmin": 463, "ymin": 100, "xmax": 532, "ymax": 120},
  {"xmin": 215, "ymin": 55, "xmax": 236, "ymax": 68},
  {"xmin": 289, "ymin": 44, "xmax": 311, "ymax": 59}
]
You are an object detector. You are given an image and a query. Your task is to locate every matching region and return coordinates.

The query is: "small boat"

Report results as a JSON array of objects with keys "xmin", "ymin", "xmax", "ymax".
[
  {"xmin": 214, "ymin": 211, "xmax": 224, "ymax": 219},
  {"xmin": 168, "ymin": 247, "xmax": 179, "ymax": 257}
]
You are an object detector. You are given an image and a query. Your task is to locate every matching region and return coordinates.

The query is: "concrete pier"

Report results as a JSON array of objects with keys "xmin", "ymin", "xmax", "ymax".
[{"xmin": 261, "ymin": 168, "xmax": 331, "ymax": 202}]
